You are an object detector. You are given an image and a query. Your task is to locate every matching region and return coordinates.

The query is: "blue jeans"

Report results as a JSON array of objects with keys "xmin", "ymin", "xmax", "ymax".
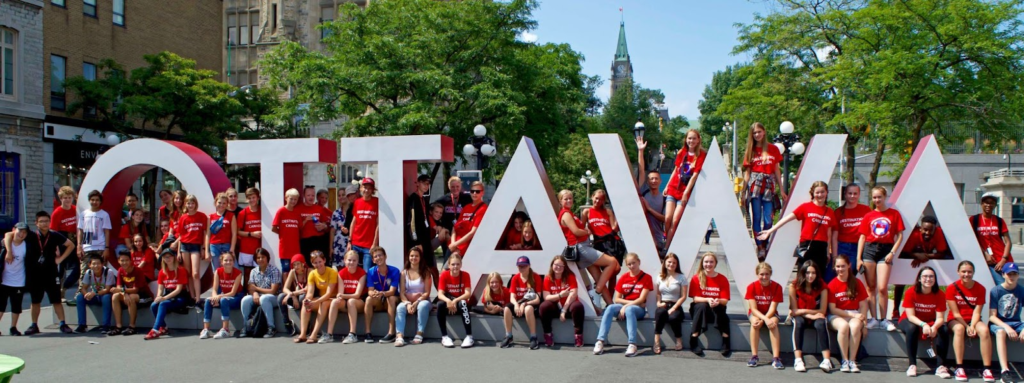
[
  {"xmin": 203, "ymin": 295, "xmax": 242, "ymax": 323},
  {"xmin": 150, "ymin": 297, "xmax": 186, "ymax": 330},
  {"xmin": 241, "ymin": 294, "xmax": 279, "ymax": 329},
  {"xmin": 396, "ymin": 300, "xmax": 432, "ymax": 335},
  {"xmin": 826, "ymin": 242, "xmax": 859, "ymax": 282},
  {"xmin": 597, "ymin": 304, "xmax": 647, "ymax": 345},
  {"xmin": 749, "ymin": 198, "xmax": 774, "ymax": 247},
  {"xmin": 991, "ymin": 267, "xmax": 1006, "ymax": 285},
  {"xmin": 209, "ymin": 243, "xmax": 233, "ymax": 269},
  {"xmin": 352, "ymin": 245, "xmax": 372, "ymax": 272},
  {"xmin": 75, "ymin": 293, "xmax": 112, "ymax": 327}
]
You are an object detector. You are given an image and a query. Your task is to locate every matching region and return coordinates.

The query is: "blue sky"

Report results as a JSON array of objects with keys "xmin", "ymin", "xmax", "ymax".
[{"xmin": 529, "ymin": 0, "xmax": 777, "ymax": 120}]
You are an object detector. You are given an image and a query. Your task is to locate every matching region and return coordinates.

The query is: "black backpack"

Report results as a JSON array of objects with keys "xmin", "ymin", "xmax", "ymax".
[{"xmin": 245, "ymin": 308, "xmax": 268, "ymax": 338}]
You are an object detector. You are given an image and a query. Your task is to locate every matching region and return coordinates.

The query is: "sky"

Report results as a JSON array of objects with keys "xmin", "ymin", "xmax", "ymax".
[{"xmin": 529, "ymin": 0, "xmax": 778, "ymax": 120}]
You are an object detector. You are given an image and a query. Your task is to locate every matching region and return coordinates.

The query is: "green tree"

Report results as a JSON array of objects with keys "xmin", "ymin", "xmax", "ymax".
[
  {"xmin": 261, "ymin": 0, "xmax": 591, "ymax": 182},
  {"xmin": 600, "ymin": 77, "xmax": 667, "ymax": 169},
  {"xmin": 697, "ymin": 64, "xmax": 745, "ymax": 140}
]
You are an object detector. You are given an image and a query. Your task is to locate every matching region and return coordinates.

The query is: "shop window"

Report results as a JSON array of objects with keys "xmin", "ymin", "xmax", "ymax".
[{"xmin": 0, "ymin": 152, "xmax": 20, "ymax": 228}]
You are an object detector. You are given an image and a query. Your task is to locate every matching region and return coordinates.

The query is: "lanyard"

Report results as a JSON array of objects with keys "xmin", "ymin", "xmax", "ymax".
[
  {"xmin": 377, "ymin": 268, "xmax": 388, "ymax": 291},
  {"xmin": 417, "ymin": 194, "xmax": 428, "ymax": 227}
]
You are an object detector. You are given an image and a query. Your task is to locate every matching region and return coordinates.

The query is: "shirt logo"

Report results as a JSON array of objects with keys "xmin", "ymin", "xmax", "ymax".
[{"xmin": 870, "ymin": 217, "xmax": 891, "ymax": 237}]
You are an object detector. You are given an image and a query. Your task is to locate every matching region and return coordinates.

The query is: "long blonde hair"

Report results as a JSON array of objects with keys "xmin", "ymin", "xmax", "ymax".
[
  {"xmin": 482, "ymin": 272, "xmax": 504, "ymax": 303},
  {"xmin": 742, "ymin": 122, "xmax": 769, "ymax": 167},
  {"xmin": 697, "ymin": 252, "xmax": 719, "ymax": 290}
]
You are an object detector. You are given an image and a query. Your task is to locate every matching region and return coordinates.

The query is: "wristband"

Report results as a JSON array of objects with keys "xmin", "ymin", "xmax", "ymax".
[{"xmin": 919, "ymin": 321, "xmax": 926, "ymax": 327}]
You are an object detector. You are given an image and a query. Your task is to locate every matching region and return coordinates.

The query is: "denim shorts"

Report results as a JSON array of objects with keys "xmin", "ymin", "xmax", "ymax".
[
  {"xmin": 181, "ymin": 243, "xmax": 202, "ymax": 253},
  {"xmin": 862, "ymin": 242, "xmax": 895, "ymax": 264},
  {"xmin": 665, "ymin": 195, "xmax": 679, "ymax": 204},
  {"xmin": 991, "ymin": 322, "xmax": 1024, "ymax": 335}
]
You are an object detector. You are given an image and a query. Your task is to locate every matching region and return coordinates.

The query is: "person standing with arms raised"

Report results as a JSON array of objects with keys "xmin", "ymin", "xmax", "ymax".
[{"xmin": 635, "ymin": 137, "xmax": 667, "ymax": 256}]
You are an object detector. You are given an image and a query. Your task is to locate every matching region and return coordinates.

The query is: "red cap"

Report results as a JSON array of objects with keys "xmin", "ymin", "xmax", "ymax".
[
  {"xmin": 361, "ymin": 177, "xmax": 375, "ymax": 187},
  {"xmin": 290, "ymin": 254, "xmax": 305, "ymax": 265}
]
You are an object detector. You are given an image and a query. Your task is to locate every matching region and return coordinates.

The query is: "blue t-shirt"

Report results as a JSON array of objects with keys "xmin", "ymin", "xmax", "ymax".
[
  {"xmin": 367, "ymin": 265, "xmax": 400, "ymax": 294},
  {"xmin": 990, "ymin": 284, "xmax": 1024, "ymax": 323}
]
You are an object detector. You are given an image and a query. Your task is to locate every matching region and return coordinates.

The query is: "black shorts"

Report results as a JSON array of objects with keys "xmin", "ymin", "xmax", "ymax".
[
  {"xmin": 29, "ymin": 279, "xmax": 62, "ymax": 304},
  {"xmin": 862, "ymin": 243, "xmax": 895, "ymax": 264},
  {"xmin": 505, "ymin": 302, "xmax": 541, "ymax": 317},
  {"xmin": 0, "ymin": 284, "xmax": 25, "ymax": 314}
]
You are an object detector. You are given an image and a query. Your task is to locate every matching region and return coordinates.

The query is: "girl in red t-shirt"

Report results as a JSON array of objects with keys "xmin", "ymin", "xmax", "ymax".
[
  {"xmin": 500, "ymin": 256, "xmax": 543, "ymax": 349},
  {"xmin": 593, "ymin": 253, "xmax": 652, "ymax": 357},
  {"xmin": 583, "ymin": 190, "xmax": 622, "ymax": 263},
  {"xmin": 168, "ymin": 190, "xmax": 187, "ymax": 235},
  {"xmin": 518, "ymin": 221, "xmax": 539, "ymax": 250},
  {"xmin": 502, "ymin": 212, "xmax": 527, "ymax": 250},
  {"xmin": 945, "ymin": 261, "xmax": 993, "ymax": 380},
  {"xmin": 435, "ymin": 255, "xmax": 474, "ymax": 348},
  {"xmin": 175, "ymin": 194, "xmax": 208, "ymax": 303},
  {"xmin": 758, "ymin": 181, "xmax": 836, "ymax": 270},
  {"xmin": 857, "ymin": 186, "xmax": 905, "ymax": 332},
  {"xmin": 207, "ymin": 193, "xmax": 237, "ymax": 273},
  {"xmin": 540, "ymin": 255, "xmax": 584, "ymax": 348},
  {"xmin": 745, "ymin": 263, "xmax": 784, "ymax": 368},
  {"xmin": 557, "ymin": 189, "xmax": 620, "ymax": 306},
  {"xmin": 145, "ymin": 250, "xmax": 188, "ymax": 340},
  {"xmin": 898, "ymin": 267, "xmax": 950, "ymax": 378},
  {"xmin": 325, "ymin": 250, "xmax": 367, "ymax": 343},
  {"xmin": 742, "ymin": 122, "xmax": 784, "ymax": 257},
  {"xmin": 200, "ymin": 253, "xmax": 242, "ymax": 339},
  {"xmin": 273, "ymin": 189, "xmax": 302, "ymax": 274},
  {"xmin": 129, "ymin": 234, "xmax": 156, "ymax": 283},
  {"xmin": 663, "ymin": 129, "xmax": 707, "ymax": 248},
  {"xmin": 481, "ymin": 272, "xmax": 509, "ymax": 316},
  {"xmin": 788, "ymin": 260, "xmax": 832, "ymax": 372},
  {"xmin": 449, "ymin": 181, "xmax": 487, "ymax": 258},
  {"xmin": 687, "ymin": 252, "xmax": 732, "ymax": 357},
  {"xmin": 828, "ymin": 256, "xmax": 868, "ymax": 373},
  {"xmin": 831, "ymin": 184, "xmax": 870, "ymax": 282},
  {"xmin": 120, "ymin": 208, "xmax": 149, "ymax": 251}
]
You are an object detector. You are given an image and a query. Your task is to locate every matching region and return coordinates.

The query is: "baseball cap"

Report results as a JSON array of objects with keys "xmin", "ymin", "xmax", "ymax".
[
  {"xmin": 417, "ymin": 174, "xmax": 431, "ymax": 182},
  {"xmin": 516, "ymin": 256, "xmax": 531, "ymax": 267},
  {"xmin": 1003, "ymin": 263, "xmax": 1019, "ymax": 275},
  {"xmin": 160, "ymin": 248, "xmax": 176, "ymax": 257},
  {"xmin": 981, "ymin": 192, "xmax": 998, "ymax": 203},
  {"xmin": 345, "ymin": 185, "xmax": 359, "ymax": 195},
  {"xmin": 290, "ymin": 254, "xmax": 305, "ymax": 266},
  {"xmin": 361, "ymin": 177, "xmax": 375, "ymax": 187},
  {"xmin": 14, "ymin": 222, "xmax": 28, "ymax": 230}
]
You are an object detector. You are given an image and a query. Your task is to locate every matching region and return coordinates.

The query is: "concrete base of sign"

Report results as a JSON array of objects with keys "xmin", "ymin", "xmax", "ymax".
[{"xmin": 62, "ymin": 301, "xmax": 1019, "ymax": 362}]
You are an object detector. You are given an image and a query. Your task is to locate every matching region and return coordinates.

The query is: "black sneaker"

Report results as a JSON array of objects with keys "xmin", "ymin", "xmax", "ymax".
[
  {"xmin": 96, "ymin": 326, "xmax": 109, "ymax": 333},
  {"xmin": 1000, "ymin": 370, "xmax": 1015, "ymax": 383},
  {"xmin": 529, "ymin": 337, "xmax": 540, "ymax": 350},
  {"xmin": 379, "ymin": 333, "xmax": 396, "ymax": 343},
  {"xmin": 122, "ymin": 327, "xmax": 136, "ymax": 336},
  {"xmin": 59, "ymin": 324, "xmax": 73, "ymax": 334},
  {"xmin": 263, "ymin": 328, "xmax": 277, "ymax": 338},
  {"xmin": 107, "ymin": 327, "xmax": 123, "ymax": 336},
  {"xmin": 9, "ymin": 327, "xmax": 21, "ymax": 336},
  {"xmin": 23, "ymin": 324, "xmax": 39, "ymax": 335},
  {"xmin": 74, "ymin": 325, "xmax": 88, "ymax": 333},
  {"xmin": 285, "ymin": 321, "xmax": 295, "ymax": 336},
  {"xmin": 364, "ymin": 333, "xmax": 375, "ymax": 344},
  {"xmin": 501, "ymin": 335, "xmax": 514, "ymax": 348}
]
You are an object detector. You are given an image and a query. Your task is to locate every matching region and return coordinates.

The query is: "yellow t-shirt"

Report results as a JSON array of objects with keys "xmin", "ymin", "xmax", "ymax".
[{"xmin": 307, "ymin": 267, "xmax": 339, "ymax": 296}]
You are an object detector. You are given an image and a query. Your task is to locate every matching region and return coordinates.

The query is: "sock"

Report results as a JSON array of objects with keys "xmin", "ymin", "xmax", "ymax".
[
  {"xmin": 530, "ymin": 335, "xmax": 536, "ymax": 340},
  {"xmin": 59, "ymin": 321, "xmax": 65, "ymax": 326},
  {"xmin": 31, "ymin": 322, "xmax": 38, "ymax": 327},
  {"xmin": 506, "ymin": 332, "xmax": 512, "ymax": 338}
]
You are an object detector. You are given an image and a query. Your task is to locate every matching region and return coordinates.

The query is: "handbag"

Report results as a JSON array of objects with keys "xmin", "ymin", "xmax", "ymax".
[
  {"xmin": 209, "ymin": 214, "xmax": 226, "ymax": 235},
  {"xmin": 594, "ymin": 233, "xmax": 625, "ymax": 257},
  {"xmin": 794, "ymin": 214, "xmax": 826, "ymax": 261},
  {"xmin": 244, "ymin": 307, "xmax": 268, "ymax": 338},
  {"xmin": 562, "ymin": 245, "xmax": 579, "ymax": 262}
]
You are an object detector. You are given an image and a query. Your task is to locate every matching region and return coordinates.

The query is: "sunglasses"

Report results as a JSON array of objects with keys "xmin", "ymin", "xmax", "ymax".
[{"xmin": 470, "ymin": 190, "xmax": 484, "ymax": 194}]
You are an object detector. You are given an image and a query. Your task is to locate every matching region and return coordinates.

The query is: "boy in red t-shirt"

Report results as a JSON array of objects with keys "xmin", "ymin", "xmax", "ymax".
[
  {"xmin": 110, "ymin": 250, "xmax": 151, "ymax": 336},
  {"xmin": 971, "ymin": 193, "xmax": 1013, "ymax": 285}
]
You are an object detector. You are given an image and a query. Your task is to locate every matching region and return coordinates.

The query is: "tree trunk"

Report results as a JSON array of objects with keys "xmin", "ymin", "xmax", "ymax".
[
  {"xmin": 844, "ymin": 133, "xmax": 858, "ymax": 184},
  {"xmin": 910, "ymin": 113, "xmax": 927, "ymax": 155}
]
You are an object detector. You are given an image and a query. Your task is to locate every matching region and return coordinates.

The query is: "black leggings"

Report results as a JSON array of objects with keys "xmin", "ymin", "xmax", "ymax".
[
  {"xmin": 655, "ymin": 306, "xmax": 685, "ymax": 337},
  {"xmin": 436, "ymin": 300, "xmax": 472, "ymax": 337},
  {"xmin": 0, "ymin": 285, "xmax": 24, "ymax": 314},
  {"xmin": 690, "ymin": 302, "xmax": 729, "ymax": 337},
  {"xmin": 539, "ymin": 300, "xmax": 584, "ymax": 334},
  {"xmin": 792, "ymin": 316, "xmax": 830, "ymax": 352},
  {"xmin": 899, "ymin": 318, "xmax": 949, "ymax": 366}
]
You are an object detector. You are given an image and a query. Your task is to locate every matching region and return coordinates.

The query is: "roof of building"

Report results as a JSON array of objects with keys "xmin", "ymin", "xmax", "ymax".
[{"xmin": 615, "ymin": 21, "xmax": 630, "ymax": 62}]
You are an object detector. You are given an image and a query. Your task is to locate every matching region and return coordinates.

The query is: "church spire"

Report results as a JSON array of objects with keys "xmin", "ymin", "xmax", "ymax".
[{"xmin": 615, "ymin": 18, "xmax": 629, "ymax": 62}]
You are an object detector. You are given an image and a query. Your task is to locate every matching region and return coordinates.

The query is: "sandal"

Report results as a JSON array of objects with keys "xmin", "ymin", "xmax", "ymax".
[
  {"xmin": 306, "ymin": 336, "xmax": 318, "ymax": 344},
  {"xmin": 654, "ymin": 342, "xmax": 662, "ymax": 355},
  {"xmin": 675, "ymin": 339, "xmax": 684, "ymax": 351},
  {"xmin": 293, "ymin": 337, "xmax": 307, "ymax": 343},
  {"xmin": 412, "ymin": 334, "xmax": 423, "ymax": 345}
]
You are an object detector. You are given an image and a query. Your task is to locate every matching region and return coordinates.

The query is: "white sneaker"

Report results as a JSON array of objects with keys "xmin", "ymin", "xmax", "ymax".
[
  {"xmin": 213, "ymin": 329, "xmax": 230, "ymax": 339},
  {"xmin": 441, "ymin": 335, "xmax": 455, "ymax": 348},
  {"xmin": 907, "ymin": 365, "xmax": 918, "ymax": 377},
  {"xmin": 820, "ymin": 359, "xmax": 833, "ymax": 372},
  {"xmin": 866, "ymin": 319, "xmax": 880, "ymax": 329},
  {"xmin": 794, "ymin": 359, "xmax": 806, "ymax": 372},
  {"xmin": 341, "ymin": 333, "xmax": 358, "ymax": 344},
  {"xmin": 460, "ymin": 335, "xmax": 475, "ymax": 348},
  {"xmin": 850, "ymin": 361, "xmax": 861, "ymax": 373},
  {"xmin": 624, "ymin": 344, "xmax": 638, "ymax": 357},
  {"xmin": 593, "ymin": 340, "xmax": 605, "ymax": 355},
  {"xmin": 935, "ymin": 365, "xmax": 952, "ymax": 379},
  {"xmin": 199, "ymin": 329, "xmax": 211, "ymax": 339},
  {"xmin": 883, "ymin": 319, "xmax": 897, "ymax": 332}
]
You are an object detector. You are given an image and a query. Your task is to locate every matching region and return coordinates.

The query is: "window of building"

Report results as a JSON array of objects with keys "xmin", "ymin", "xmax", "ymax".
[
  {"xmin": 50, "ymin": 55, "xmax": 66, "ymax": 110},
  {"xmin": 250, "ymin": 12, "xmax": 259, "ymax": 44},
  {"xmin": 321, "ymin": 7, "xmax": 334, "ymax": 40},
  {"xmin": 51, "ymin": 0, "xmax": 65, "ymax": 7},
  {"xmin": 83, "ymin": 0, "xmax": 96, "ymax": 17},
  {"xmin": 1, "ymin": 28, "xmax": 15, "ymax": 100},
  {"xmin": 272, "ymin": 4, "xmax": 277, "ymax": 32},
  {"xmin": 83, "ymin": 62, "xmax": 97, "ymax": 117},
  {"xmin": 1012, "ymin": 196, "xmax": 1024, "ymax": 224},
  {"xmin": 0, "ymin": 152, "xmax": 19, "ymax": 227},
  {"xmin": 113, "ymin": 0, "xmax": 125, "ymax": 26},
  {"xmin": 239, "ymin": 13, "xmax": 249, "ymax": 45},
  {"xmin": 227, "ymin": 15, "xmax": 237, "ymax": 46}
]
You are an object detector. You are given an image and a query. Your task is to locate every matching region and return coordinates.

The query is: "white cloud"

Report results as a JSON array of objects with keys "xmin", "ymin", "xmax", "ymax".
[{"xmin": 519, "ymin": 31, "xmax": 538, "ymax": 43}]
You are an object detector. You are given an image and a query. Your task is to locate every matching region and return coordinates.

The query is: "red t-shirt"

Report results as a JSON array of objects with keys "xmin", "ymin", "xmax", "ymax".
[
  {"xmin": 503, "ymin": 229, "xmax": 522, "ymax": 249},
  {"xmin": 900, "ymin": 288, "xmax": 947, "ymax": 323},
  {"xmin": 745, "ymin": 280, "xmax": 784, "ymax": 315},
  {"xmin": 688, "ymin": 273, "xmax": 732, "ymax": 300},
  {"xmin": 587, "ymin": 207, "xmax": 614, "ymax": 237},
  {"xmin": 743, "ymin": 144, "xmax": 782, "ymax": 174},
  {"xmin": 157, "ymin": 267, "xmax": 189, "ymax": 291},
  {"xmin": 482, "ymin": 286, "xmax": 511, "ymax": 306},
  {"xmin": 835, "ymin": 204, "xmax": 871, "ymax": 243},
  {"xmin": 543, "ymin": 273, "xmax": 579, "ymax": 306},
  {"xmin": 338, "ymin": 267, "xmax": 366, "ymax": 296},
  {"xmin": 50, "ymin": 206, "xmax": 78, "ymax": 233},
  {"xmin": 177, "ymin": 212, "xmax": 208, "ymax": 245},
  {"xmin": 117, "ymin": 267, "xmax": 152, "ymax": 298},
  {"xmin": 559, "ymin": 208, "xmax": 588, "ymax": 246},
  {"xmin": 902, "ymin": 227, "xmax": 949, "ymax": 255},
  {"xmin": 273, "ymin": 207, "xmax": 301, "ymax": 260},
  {"xmin": 509, "ymin": 273, "xmax": 543, "ymax": 301},
  {"xmin": 437, "ymin": 270, "xmax": 471, "ymax": 298},
  {"xmin": 350, "ymin": 198, "xmax": 379, "ymax": 248},
  {"xmin": 119, "ymin": 223, "xmax": 146, "ymax": 242},
  {"xmin": 859, "ymin": 208, "xmax": 905, "ymax": 244},
  {"xmin": 237, "ymin": 207, "xmax": 262, "ymax": 254},
  {"xmin": 616, "ymin": 272, "xmax": 654, "ymax": 301},
  {"xmin": 793, "ymin": 284, "xmax": 826, "ymax": 311},
  {"xmin": 131, "ymin": 248, "xmax": 155, "ymax": 280},
  {"xmin": 453, "ymin": 202, "xmax": 487, "ymax": 255},
  {"xmin": 297, "ymin": 204, "xmax": 332, "ymax": 239},
  {"xmin": 793, "ymin": 202, "xmax": 836, "ymax": 242},
  {"xmin": 216, "ymin": 267, "xmax": 241, "ymax": 295},
  {"xmin": 665, "ymin": 149, "xmax": 707, "ymax": 199},
  {"xmin": 828, "ymin": 277, "xmax": 868, "ymax": 310},
  {"xmin": 945, "ymin": 280, "xmax": 986, "ymax": 322},
  {"xmin": 972, "ymin": 215, "xmax": 1012, "ymax": 264},
  {"xmin": 208, "ymin": 211, "xmax": 235, "ymax": 245}
]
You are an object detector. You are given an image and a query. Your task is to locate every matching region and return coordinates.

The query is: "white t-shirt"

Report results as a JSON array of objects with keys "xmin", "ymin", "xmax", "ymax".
[
  {"xmin": 2, "ymin": 241, "xmax": 27, "ymax": 288},
  {"xmin": 658, "ymin": 272, "xmax": 687, "ymax": 303},
  {"xmin": 79, "ymin": 209, "xmax": 112, "ymax": 252}
]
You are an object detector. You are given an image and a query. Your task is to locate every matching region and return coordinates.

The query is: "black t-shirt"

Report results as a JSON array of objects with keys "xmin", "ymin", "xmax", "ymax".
[
  {"xmin": 405, "ymin": 193, "xmax": 432, "ymax": 247},
  {"xmin": 432, "ymin": 192, "xmax": 472, "ymax": 231},
  {"xmin": 25, "ymin": 231, "xmax": 65, "ymax": 277}
]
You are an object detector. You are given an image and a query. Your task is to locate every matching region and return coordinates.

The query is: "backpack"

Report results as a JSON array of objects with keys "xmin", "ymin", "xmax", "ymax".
[{"xmin": 245, "ymin": 307, "xmax": 268, "ymax": 338}]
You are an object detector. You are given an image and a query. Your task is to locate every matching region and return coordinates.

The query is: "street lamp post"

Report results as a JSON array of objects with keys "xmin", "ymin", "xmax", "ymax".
[
  {"xmin": 723, "ymin": 121, "xmax": 736, "ymax": 176},
  {"xmin": 463, "ymin": 124, "xmax": 497, "ymax": 170},
  {"xmin": 633, "ymin": 119, "xmax": 646, "ymax": 140},
  {"xmin": 773, "ymin": 121, "xmax": 805, "ymax": 196},
  {"xmin": 580, "ymin": 170, "xmax": 599, "ymax": 206}
]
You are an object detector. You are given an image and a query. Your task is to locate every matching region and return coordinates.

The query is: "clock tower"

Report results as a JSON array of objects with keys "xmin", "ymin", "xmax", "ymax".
[{"xmin": 610, "ymin": 20, "xmax": 632, "ymax": 98}]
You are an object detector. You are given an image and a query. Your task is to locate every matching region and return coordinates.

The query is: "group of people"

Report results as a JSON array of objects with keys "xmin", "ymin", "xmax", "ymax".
[{"xmin": 1, "ymin": 121, "xmax": 1020, "ymax": 381}]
